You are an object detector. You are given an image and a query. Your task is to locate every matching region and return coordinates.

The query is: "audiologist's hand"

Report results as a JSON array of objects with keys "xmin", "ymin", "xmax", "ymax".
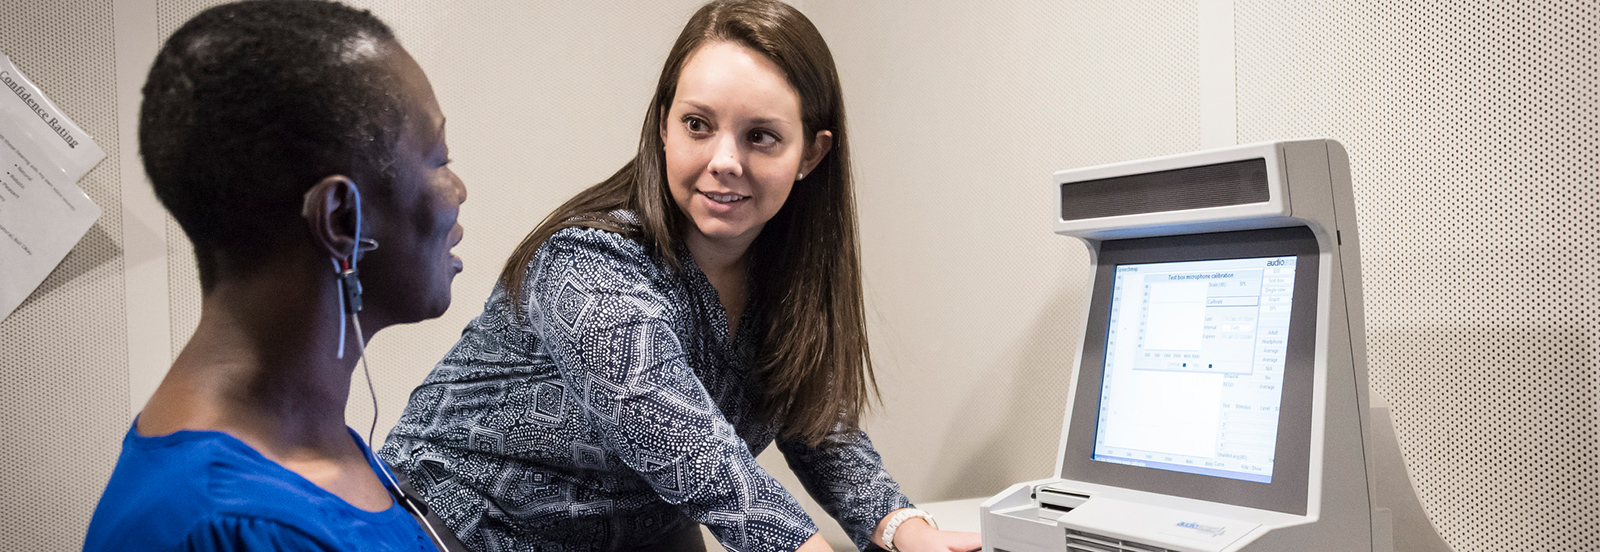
[{"xmin": 877, "ymin": 517, "xmax": 982, "ymax": 552}]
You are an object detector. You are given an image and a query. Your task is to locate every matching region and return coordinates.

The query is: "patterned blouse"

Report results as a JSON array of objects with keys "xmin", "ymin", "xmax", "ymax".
[{"xmin": 380, "ymin": 219, "xmax": 912, "ymax": 552}]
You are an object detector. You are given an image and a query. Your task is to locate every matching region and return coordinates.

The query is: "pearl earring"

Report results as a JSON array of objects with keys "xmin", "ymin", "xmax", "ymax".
[{"xmin": 797, "ymin": 172, "xmax": 805, "ymax": 180}]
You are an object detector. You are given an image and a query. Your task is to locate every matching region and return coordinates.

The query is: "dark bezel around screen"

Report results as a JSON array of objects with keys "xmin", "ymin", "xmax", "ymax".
[{"xmin": 1060, "ymin": 226, "xmax": 1319, "ymax": 516}]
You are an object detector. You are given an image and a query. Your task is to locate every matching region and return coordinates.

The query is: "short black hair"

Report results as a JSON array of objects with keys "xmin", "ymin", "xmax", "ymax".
[{"xmin": 140, "ymin": 0, "xmax": 402, "ymax": 287}]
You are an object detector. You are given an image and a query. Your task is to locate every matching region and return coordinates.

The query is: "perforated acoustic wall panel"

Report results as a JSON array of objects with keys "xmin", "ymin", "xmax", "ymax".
[
  {"xmin": 1235, "ymin": 1, "xmax": 1599, "ymax": 550},
  {"xmin": 0, "ymin": 1, "xmax": 129, "ymax": 550}
]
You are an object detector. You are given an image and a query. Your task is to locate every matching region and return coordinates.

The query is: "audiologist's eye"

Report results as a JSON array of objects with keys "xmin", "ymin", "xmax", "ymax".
[
  {"xmin": 684, "ymin": 115, "xmax": 711, "ymax": 135},
  {"xmin": 747, "ymin": 129, "xmax": 779, "ymax": 147}
]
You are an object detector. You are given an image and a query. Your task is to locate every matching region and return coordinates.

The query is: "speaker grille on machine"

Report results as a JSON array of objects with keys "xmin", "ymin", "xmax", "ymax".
[
  {"xmin": 1063, "ymin": 528, "xmax": 1176, "ymax": 552},
  {"xmin": 1059, "ymin": 158, "xmax": 1270, "ymax": 221}
]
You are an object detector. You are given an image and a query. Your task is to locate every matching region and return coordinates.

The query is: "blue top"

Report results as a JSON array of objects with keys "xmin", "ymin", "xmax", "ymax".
[
  {"xmin": 381, "ymin": 218, "xmax": 911, "ymax": 552},
  {"xmin": 85, "ymin": 422, "xmax": 434, "ymax": 551}
]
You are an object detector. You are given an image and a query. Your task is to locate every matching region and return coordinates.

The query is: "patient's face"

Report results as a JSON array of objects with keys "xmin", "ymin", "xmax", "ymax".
[{"xmin": 357, "ymin": 45, "xmax": 467, "ymax": 326}]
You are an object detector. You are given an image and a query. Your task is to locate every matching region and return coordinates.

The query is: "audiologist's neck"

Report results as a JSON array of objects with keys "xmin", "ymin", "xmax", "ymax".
[{"xmin": 135, "ymin": 262, "xmax": 372, "ymax": 455}]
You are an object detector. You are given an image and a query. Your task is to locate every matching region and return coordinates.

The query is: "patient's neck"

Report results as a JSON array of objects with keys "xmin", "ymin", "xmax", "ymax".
[{"xmin": 137, "ymin": 256, "xmax": 372, "ymax": 453}]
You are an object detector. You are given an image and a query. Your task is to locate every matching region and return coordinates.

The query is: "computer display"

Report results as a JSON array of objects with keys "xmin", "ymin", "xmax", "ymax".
[
  {"xmin": 1058, "ymin": 227, "xmax": 1317, "ymax": 515},
  {"xmin": 1091, "ymin": 256, "xmax": 1298, "ymax": 483}
]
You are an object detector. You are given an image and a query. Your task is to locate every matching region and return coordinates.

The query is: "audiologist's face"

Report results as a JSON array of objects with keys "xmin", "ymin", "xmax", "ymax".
[
  {"xmin": 661, "ymin": 41, "xmax": 822, "ymax": 250},
  {"xmin": 358, "ymin": 45, "xmax": 467, "ymax": 326}
]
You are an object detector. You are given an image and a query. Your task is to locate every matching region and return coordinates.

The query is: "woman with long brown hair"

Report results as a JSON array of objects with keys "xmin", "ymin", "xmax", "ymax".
[{"xmin": 381, "ymin": 2, "xmax": 980, "ymax": 551}]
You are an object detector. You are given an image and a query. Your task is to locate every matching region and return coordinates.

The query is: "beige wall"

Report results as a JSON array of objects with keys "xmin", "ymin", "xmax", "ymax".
[
  {"xmin": 1, "ymin": 1, "xmax": 1595, "ymax": 551},
  {"xmin": 790, "ymin": 0, "xmax": 1203, "ymax": 540}
]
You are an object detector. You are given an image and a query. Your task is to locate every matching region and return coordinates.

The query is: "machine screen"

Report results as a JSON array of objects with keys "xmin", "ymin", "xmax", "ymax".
[{"xmin": 1091, "ymin": 256, "xmax": 1298, "ymax": 484}]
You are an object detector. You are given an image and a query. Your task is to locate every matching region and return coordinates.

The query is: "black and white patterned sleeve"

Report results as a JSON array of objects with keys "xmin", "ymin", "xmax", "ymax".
[
  {"xmin": 528, "ymin": 228, "xmax": 819, "ymax": 552},
  {"xmin": 777, "ymin": 428, "xmax": 914, "ymax": 551}
]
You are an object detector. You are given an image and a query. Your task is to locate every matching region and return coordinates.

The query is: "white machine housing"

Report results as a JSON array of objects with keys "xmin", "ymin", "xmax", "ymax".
[{"xmin": 980, "ymin": 139, "xmax": 1451, "ymax": 552}]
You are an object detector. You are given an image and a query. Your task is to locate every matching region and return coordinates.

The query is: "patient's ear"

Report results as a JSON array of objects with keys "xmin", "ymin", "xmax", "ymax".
[{"xmin": 302, "ymin": 176, "xmax": 362, "ymax": 261}]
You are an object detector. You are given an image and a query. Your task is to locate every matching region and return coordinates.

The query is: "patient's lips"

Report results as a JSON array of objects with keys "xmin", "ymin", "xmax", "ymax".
[{"xmin": 449, "ymin": 225, "xmax": 464, "ymax": 273}]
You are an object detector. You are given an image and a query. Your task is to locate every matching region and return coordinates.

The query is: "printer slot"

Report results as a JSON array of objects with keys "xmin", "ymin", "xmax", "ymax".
[{"xmin": 1038, "ymin": 488, "xmax": 1091, "ymax": 513}]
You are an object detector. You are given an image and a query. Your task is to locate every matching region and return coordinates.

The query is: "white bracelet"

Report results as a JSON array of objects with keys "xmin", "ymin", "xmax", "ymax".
[{"xmin": 882, "ymin": 508, "xmax": 938, "ymax": 552}]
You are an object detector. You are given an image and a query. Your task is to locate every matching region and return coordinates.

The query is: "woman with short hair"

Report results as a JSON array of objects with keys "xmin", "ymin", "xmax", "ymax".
[{"xmin": 85, "ymin": 1, "xmax": 467, "ymax": 550}]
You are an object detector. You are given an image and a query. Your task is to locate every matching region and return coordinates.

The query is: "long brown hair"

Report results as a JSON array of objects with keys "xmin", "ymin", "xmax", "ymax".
[{"xmin": 499, "ymin": 0, "xmax": 873, "ymax": 446}]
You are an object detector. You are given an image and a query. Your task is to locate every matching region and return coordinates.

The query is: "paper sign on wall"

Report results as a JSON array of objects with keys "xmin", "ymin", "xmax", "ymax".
[{"xmin": 0, "ymin": 53, "xmax": 106, "ymax": 321}]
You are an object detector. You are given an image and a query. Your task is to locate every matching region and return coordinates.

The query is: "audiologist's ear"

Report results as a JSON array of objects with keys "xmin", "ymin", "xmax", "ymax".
[
  {"xmin": 302, "ymin": 176, "xmax": 362, "ymax": 261},
  {"xmin": 799, "ymin": 130, "xmax": 833, "ymax": 179},
  {"xmin": 659, "ymin": 106, "xmax": 669, "ymax": 143}
]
